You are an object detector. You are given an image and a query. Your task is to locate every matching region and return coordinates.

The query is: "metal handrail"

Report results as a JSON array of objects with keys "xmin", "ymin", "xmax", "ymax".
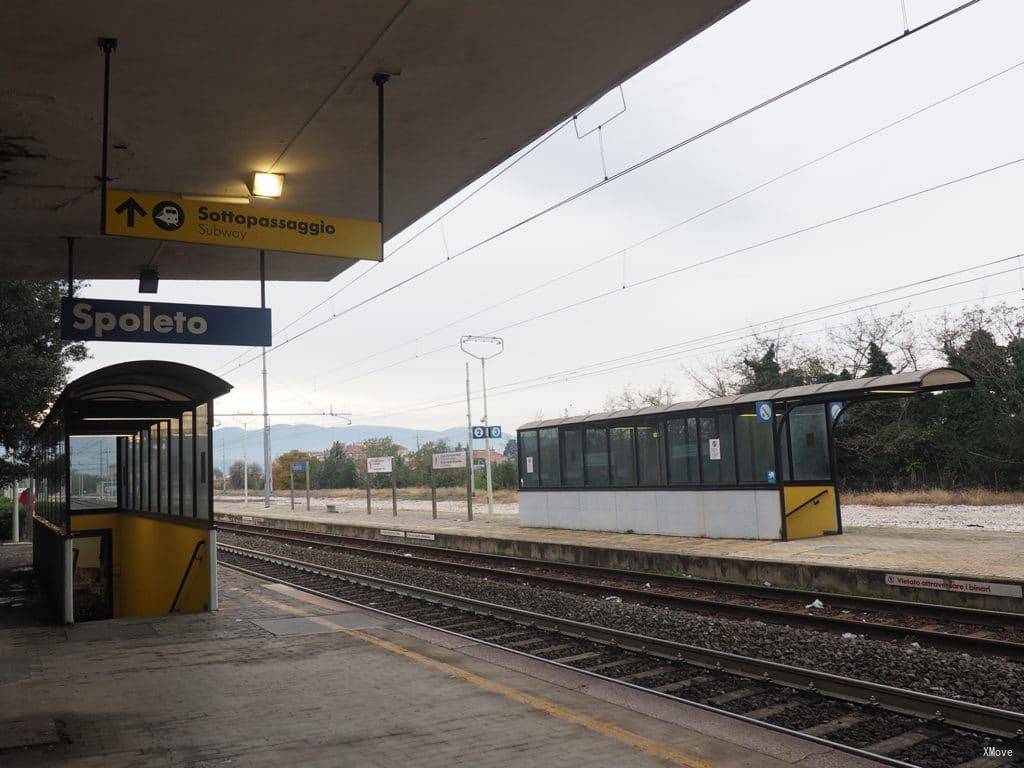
[
  {"xmin": 784, "ymin": 488, "xmax": 829, "ymax": 518},
  {"xmin": 170, "ymin": 540, "xmax": 206, "ymax": 613}
]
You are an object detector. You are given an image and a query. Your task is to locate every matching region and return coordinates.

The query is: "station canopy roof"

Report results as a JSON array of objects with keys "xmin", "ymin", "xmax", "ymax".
[
  {"xmin": 518, "ymin": 367, "xmax": 974, "ymax": 430},
  {"xmin": 1, "ymin": 1, "xmax": 745, "ymax": 282},
  {"xmin": 43, "ymin": 361, "xmax": 233, "ymax": 435}
]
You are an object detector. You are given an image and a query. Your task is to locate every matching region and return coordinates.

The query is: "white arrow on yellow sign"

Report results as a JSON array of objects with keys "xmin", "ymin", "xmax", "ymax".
[{"xmin": 104, "ymin": 190, "xmax": 381, "ymax": 261}]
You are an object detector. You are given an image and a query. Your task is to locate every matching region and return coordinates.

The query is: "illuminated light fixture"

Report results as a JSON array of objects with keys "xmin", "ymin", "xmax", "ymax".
[
  {"xmin": 251, "ymin": 171, "xmax": 284, "ymax": 199},
  {"xmin": 182, "ymin": 193, "xmax": 250, "ymax": 205},
  {"xmin": 868, "ymin": 389, "xmax": 918, "ymax": 395}
]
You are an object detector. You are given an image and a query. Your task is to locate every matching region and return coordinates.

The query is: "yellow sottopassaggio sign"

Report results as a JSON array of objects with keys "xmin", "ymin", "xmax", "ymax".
[{"xmin": 104, "ymin": 190, "xmax": 381, "ymax": 261}]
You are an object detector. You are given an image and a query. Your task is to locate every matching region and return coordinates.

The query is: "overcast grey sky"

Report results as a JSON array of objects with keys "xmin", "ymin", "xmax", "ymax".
[{"xmin": 73, "ymin": 0, "xmax": 1022, "ymax": 438}]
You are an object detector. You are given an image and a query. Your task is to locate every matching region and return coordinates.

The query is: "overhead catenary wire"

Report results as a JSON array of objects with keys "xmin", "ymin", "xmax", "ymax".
[
  {"xmin": 214, "ymin": 119, "xmax": 577, "ymax": 373},
  {"xmin": 215, "ymin": 0, "xmax": 981, "ymax": 377},
  {"xmin": 263, "ymin": 54, "xmax": 1024, "ymax": 398},
  {"xmin": 349, "ymin": 281, "xmax": 1019, "ymax": 423},
  {"xmin": 218, "ymin": 279, "xmax": 1014, "ymax": 452},
  {"xmin": 263, "ymin": 153, "xmax": 1024, "ymax": 406},
  {"xmin": 215, "ymin": 253, "xmax": 1016, "ymax": 452}
]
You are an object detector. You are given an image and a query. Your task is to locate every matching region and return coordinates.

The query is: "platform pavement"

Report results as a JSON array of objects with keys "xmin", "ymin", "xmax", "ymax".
[
  {"xmin": 216, "ymin": 503, "xmax": 1024, "ymax": 613},
  {"xmin": 0, "ymin": 545, "xmax": 878, "ymax": 768}
]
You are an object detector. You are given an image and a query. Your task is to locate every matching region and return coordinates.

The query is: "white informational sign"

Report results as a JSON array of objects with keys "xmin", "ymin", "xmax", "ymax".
[
  {"xmin": 885, "ymin": 573, "xmax": 1022, "ymax": 598},
  {"xmin": 708, "ymin": 438, "xmax": 721, "ymax": 461},
  {"xmin": 406, "ymin": 532, "xmax": 436, "ymax": 541},
  {"xmin": 525, "ymin": 456, "xmax": 534, "ymax": 473},
  {"xmin": 367, "ymin": 456, "xmax": 394, "ymax": 474},
  {"xmin": 432, "ymin": 451, "xmax": 467, "ymax": 470},
  {"xmin": 380, "ymin": 529, "xmax": 405, "ymax": 538}
]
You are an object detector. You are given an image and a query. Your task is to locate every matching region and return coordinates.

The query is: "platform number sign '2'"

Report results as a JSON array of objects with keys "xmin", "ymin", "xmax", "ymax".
[{"xmin": 472, "ymin": 426, "xmax": 502, "ymax": 440}]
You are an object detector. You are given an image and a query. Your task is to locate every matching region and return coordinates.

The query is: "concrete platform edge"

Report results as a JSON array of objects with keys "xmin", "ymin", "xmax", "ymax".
[{"xmin": 216, "ymin": 512, "xmax": 1024, "ymax": 613}]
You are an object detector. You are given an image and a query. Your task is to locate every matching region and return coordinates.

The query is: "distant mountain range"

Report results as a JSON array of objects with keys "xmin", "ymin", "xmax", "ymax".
[{"xmin": 211, "ymin": 423, "xmax": 515, "ymax": 470}]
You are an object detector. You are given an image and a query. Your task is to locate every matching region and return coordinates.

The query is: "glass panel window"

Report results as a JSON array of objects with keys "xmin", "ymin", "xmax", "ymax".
[
  {"xmin": 699, "ymin": 413, "xmax": 735, "ymax": 485},
  {"xmin": 182, "ymin": 413, "xmax": 194, "ymax": 515},
  {"xmin": 131, "ymin": 435, "xmax": 139, "ymax": 509},
  {"xmin": 158, "ymin": 422, "xmax": 168, "ymax": 514},
  {"xmin": 140, "ymin": 429, "xmax": 149, "ymax": 511},
  {"xmin": 735, "ymin": 410, "xmax": 776, "ymax": 484},
  {"xmin": 584, "ymin": 428, "xmax": 609, "ymax": 486},
  {"xmin": 562, "ymin": 428, "xmax": 584, "ymax": 486},
  {"xmin": 149, "ymin": 425, "xmax": 159, "ymax": 511},
  {"xmin": 195, "ymin": 404, "xmax": 210, "ymax": 519},
  {"xmin": 69, "ymin": 435, "xmax": 117, "ymax": 510},
  {"xmin": 169, "ymin": 419, "xmax": 179, "ymax": 515},
  {"xmin": 666, "ymin": 417, "xmax": 699, "ymax": 484},
  {"xmin": 789, "ymin": 404, "xmax": 830, "ymax": 481},
  {"xmin": 539, "ymin": 428, "xmax": 560, "ymax": 487},
  {"xmin": 610, "ymin": 427, "xmax": 636, "ymax": 486},
  {"xmin": 519, "ymin": 431, "xmax": 539, "ymax": 487},
  {"xmin": 636, "ymin": 423, "xmax": 665, "ymax": 486}
]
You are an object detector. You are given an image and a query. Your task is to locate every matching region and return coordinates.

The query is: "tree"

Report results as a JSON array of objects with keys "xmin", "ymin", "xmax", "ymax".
[
  {"xmin": 492, "ymin": 459, "xmax": 518, "ymax": 490},
  {"xmin": 362, "ymin": 437, "xmax": 407, "ymax": 487},
  {"xmin": 604, "ymin": 380, "xmax": 677, "ymax": 410},
  {"xmin": 684, "ymin": 303, "xmax": 1024, "ymax": 491},
  {"xmin": 502, "ymin": 438, "xmax": 518, "ymax": 459},
  {"xmin": 272, "ymin": 450, "xmax": 318, "ymax": 491},
  {"xmin": 0, "ymin": 281, "xmax": 88, "ymax": 487},
  {"xmin": 229, "ymin": 460, "xmax": 264, "ymax": 490},
  {"xmin": 316, "ymin": 442, "xmax": 356, "ymax": 489}
]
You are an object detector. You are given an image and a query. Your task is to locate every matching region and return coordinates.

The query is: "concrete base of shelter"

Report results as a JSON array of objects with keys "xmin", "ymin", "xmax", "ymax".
[
  {"xmin": 216, "ymin": 507, "xmax": 1024, "ymax": 613},
  {"xmin": 0, "ymin": 545, "xmax": 877, "ymax": 768}
]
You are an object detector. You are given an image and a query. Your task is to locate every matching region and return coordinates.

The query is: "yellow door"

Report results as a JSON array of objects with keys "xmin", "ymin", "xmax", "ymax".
[{"xmin": 783, "ymin": 485, "xmax": 839, "ymax": 539}]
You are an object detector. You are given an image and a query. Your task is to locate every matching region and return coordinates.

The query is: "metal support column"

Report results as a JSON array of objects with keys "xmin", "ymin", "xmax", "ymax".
[
  {"xmin": 97, "ymin": 37, "xmax": 117, "ymax": 234},
  {"xmin": 372, "ymin": 72, "xmax": 389, "ymax": 261},
  {"xmin": 390, "ymin": 469, "xmax": 397, "ymax": 517},
  {"xmin": 259, "ymin": 250, "xmax": 272, "ymax": 509},
  {"xmin": 464, "ymin": 362, "xmax": 474, "ymax": 520}
]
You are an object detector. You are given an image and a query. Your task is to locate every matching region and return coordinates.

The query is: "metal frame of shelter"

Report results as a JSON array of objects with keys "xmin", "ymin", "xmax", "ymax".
[
  {"xmin": 516, "ymin": 368, "xmax": 974, "ymax": 541},
  {"xmin": 31, "ymin": 360, "xmax": 232, "ymax": 622}
]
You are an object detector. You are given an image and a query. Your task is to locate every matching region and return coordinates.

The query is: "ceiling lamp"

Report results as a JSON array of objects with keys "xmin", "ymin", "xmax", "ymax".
[{"xmin": 251, "ymin": 172, "xmax": 284, "ymax": 199}]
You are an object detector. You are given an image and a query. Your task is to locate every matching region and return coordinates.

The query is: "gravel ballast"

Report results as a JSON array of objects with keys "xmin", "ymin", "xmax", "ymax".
[{"xmin": 222, "ymin": 531, "xmax": 1024, "ymax": 711}]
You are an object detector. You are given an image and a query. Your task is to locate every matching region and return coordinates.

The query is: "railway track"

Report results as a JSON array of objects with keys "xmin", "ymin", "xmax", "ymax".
[
  {"xmin": 217, "ymin": 522, "xmax": 1024, "ymax": 661},
  {"xmin": 219, "ymin": 542, "xmax": 1024, "ymax": 768}
]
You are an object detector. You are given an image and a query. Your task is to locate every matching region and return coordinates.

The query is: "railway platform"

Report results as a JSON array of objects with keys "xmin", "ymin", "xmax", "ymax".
[
  {"xmin": 0, "ymin": 545, "xmax": 877, "ymax": 768},
  {"xmin": 215, "ymin": 505, "xmax": 1024, "ymax": 613}
]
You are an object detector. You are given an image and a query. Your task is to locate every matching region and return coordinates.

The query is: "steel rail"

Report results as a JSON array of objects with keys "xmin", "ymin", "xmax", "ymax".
[
  {"xmin": 217, "ymin": 522, "xmax": 1024, "ymax": 659},
  {"xmin": 218, "ymin": 542, "xmax": 1024, "ymax": 740}
]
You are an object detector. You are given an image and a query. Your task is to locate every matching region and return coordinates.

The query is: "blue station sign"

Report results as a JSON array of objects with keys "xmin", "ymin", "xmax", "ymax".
[
  {"xmin": 290, "ymin": 461, "xmax": 309, "ymax": 473},
  {"xmin": 61, "ymin": 297, "xmax": 272, "ymax": 346}
]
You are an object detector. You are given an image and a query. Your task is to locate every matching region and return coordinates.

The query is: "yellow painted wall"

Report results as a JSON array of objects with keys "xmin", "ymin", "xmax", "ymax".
[
  {"xmin": 71, "ymin": 512, "xmax": 210, "ymax": 618},
  {"xmin": 783, "ymin": 485, "xmax": 839, "ymax": 539}
]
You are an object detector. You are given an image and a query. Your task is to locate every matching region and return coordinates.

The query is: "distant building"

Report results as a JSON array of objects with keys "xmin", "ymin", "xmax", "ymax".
[{"xmin": 472, "ymin": 449, "xmax": 507, "ymax": 465}]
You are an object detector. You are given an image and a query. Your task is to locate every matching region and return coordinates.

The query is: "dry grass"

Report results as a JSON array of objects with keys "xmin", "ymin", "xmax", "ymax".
[{"xmin": 843, "ymin": 488, "xmax": 1024, "ymax": 506}]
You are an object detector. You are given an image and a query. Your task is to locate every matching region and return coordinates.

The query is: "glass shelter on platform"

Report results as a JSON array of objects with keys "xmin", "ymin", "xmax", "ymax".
[
  {"xmin": 31, "ymin": 361, "xmax": 231, "ymax": 623},
  {"xmin": 517, "ymin": 368, "xmax": 973, "ymax": 541}
]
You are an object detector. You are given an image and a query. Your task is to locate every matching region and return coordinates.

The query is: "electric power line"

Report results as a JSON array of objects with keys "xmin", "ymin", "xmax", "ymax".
[
  {"xmin": 266, "ymin": 154, "xmax": 1024, "ymax": 407},
  {"xmin": 215, "ymin": 256, "xmax": 1016, "ymax": 451},
  {"xmin": 216, "ymin": 1, "xmax": 980, "ymax": 377},
  {"xmin": 260, "ymin": 54, "xmax": 1024, "ymax": 399}
]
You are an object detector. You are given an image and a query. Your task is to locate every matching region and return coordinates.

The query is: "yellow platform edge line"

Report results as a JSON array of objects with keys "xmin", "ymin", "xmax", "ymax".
[{"xmin": 248, "ymin": 589, "xmax": 716, "ymax": 768}]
